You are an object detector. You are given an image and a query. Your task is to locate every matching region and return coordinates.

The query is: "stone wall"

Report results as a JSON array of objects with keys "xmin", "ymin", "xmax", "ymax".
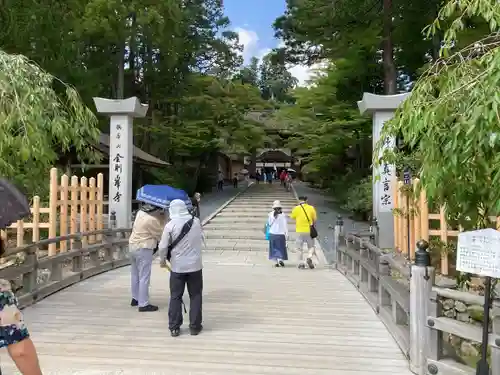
[{"xmin": 440, "ymin": 298, "xmax": 487, "ymax": 366}]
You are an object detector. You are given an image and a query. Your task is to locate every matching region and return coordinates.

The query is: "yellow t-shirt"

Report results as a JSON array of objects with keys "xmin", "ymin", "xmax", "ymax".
[{"xmin": 290, "ymin": 203, "xmax": 317, "ymax": 233}]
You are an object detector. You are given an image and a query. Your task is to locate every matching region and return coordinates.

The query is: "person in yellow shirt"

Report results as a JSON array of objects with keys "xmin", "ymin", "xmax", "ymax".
[{"xmin": 290, "ymin": 196, "xmax": 317, "ymax": 269}]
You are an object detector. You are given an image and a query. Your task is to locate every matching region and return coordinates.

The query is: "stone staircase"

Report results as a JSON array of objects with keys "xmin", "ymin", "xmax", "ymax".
[{"xmin": 202, "ymin": 183, "xmax": 298, "ymax": 262}]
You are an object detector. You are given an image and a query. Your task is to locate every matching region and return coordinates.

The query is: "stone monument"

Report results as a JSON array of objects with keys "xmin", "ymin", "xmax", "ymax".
[
  {"xmin": 357, "ymin": 92, "xmax": 409, "ymax": 249},
  {"xmin": 93, "ymin": 97, "xmax": 148, "ymax": 229}
]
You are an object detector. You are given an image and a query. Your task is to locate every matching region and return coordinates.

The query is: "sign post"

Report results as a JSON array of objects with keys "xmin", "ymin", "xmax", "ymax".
[
  {"xmin": 456, "ymin": 228, "xmax": 500, "ymax": 375},
  {"xmin": 357, "ymin": 92, "xmax": 409, "ymax": 249},
  {"xmin": 93, "ymin": 97, "xmax": 148, "ymax": 229},
  {"xmin": 403, "ymin": 168, "xmax": 412, "ymax": 259}
]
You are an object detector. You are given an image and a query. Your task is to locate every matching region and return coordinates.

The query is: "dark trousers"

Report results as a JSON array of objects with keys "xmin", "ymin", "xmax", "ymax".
[
  {"xmin": 217, "ymin": 180, "xmax": 223, "ymax": 191},
  {"xmin": 233, "ymin": 178, "xmax": 238, "ymax": 188},
  {"xmin": 168, "ymin": 270, "xmax": 203, "ymax": 330}
]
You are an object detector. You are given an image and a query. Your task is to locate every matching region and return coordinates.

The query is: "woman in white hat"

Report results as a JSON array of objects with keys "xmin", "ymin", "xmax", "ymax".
[{"xmin": 267, "ymin": 200, "xmax": 288, "ymax": 267}]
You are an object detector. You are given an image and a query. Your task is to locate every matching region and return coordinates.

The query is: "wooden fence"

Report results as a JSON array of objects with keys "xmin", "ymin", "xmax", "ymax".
[
  {"xmin": 0, "ymin": 229, "xmax": 130, "ymax": 308},
  {"xmin": 392, "ymin": 178, "xmax": 500, "ymax": 275},
  {"xmin": 334, "ymin": 230, "xmax": 500, "ymax": 375},
  {"xmin": 0, "ymin": 168, "xmax": 104, "ymax": 256}
]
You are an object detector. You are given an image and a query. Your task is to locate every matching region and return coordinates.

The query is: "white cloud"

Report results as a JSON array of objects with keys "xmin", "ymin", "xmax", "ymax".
[
  {"xmin": 288, "ymin": 61, "xmax": 328, "ymax": 87},
  {"xmin": 234, "ymin": 27, "xmax": 260, "ymax": 62},
  {"xmin": 233, "ymin": 28, "xmax": 327, "ymax": 86}
]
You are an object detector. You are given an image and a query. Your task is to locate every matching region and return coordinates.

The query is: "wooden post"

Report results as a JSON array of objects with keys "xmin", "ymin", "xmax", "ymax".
[
  {"xmin": 413, "ymin": 179, "xmax": 422, "ymax": 257},
  {"xmin": 96, "ymin": 173, "xmax": 104, "ymax": 242},
  {"xmin": 425, "ymin": 291, "xmax": 443, "ymax": 374},
  {"xmin": 393, "ymin": 179, "xmax": 400, "ymax": 251},
  {"xmin": 48, "ymin": 168, "xmax": 58, "ymax": 255},
  {"xmin": 419, "ymin": 187, "xmax": 429, "ymax": 241},
  {"xmin": 398, "ymin": 181, "xmax": 405, "ymax": 252},
  {"xmin": 22, "ymin": 248, "xmax": 37, "ymax": 294},
  {"xmin": 59, "ymin": 174, "xmax": 69, "ymax": 252},
  {"xmin": 439, "ymin": 206, "xmax": 449, "ymax": 275},
  {"xmin": 409, "ymin": 241, "xmax": 435, "ymax": 375},
  {"xmin": 32, "ymin": 196, "xmax": 40, "ymax": 244},
  {"xmin": 72, "ymin": 237, "xmax": 83, "ymax": 273},
  {"xmin": 80, "ymin": 177, "xmax": 88, "ymax": 247},
  {"xmin": 492, "ymin": 299, "xmax": 500, "ymax": 375},
  {"xmin": 401, "ymin": 181, "xmax": 409, "ymax": 256},
  {"xmin": 70, "ymin": 175, "xmax": 79, "ymax": 249},
  {"xmin": 16, "ymin": 219, "xmax": 24, "ymax": 247},
  {"xmin": 88, "ymin": 177, "xmax": 96, "ymax": 244},
  {"xmin": 378, "ymin": 258, "xmax": 390, "ymax": 312}
]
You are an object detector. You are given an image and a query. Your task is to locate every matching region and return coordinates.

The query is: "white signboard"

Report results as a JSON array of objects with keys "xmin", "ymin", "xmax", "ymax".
[{"xmin": 456, "ymin": 228, "xmax": 500, "ymax": 278}]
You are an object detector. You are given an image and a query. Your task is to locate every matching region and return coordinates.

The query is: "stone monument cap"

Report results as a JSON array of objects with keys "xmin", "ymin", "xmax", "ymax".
[
  {"xmin": 93, "ymin": 96, "xmax": 148, "ymax": 118},
  {"xmin": 357, "ymin": 92, "xmax": 410, "ymax": 115}
]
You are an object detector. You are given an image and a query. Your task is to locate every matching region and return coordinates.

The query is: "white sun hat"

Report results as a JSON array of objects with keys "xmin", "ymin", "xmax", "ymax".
[{"xmin": 272, "ymin": 200, "xmax": 282, "ymax": 209}]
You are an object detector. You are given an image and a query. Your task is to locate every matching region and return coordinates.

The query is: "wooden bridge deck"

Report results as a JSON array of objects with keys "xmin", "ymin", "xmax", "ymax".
[{"xmin": 1, "ymin": 184, "xmax": 412, "ymax": 375}]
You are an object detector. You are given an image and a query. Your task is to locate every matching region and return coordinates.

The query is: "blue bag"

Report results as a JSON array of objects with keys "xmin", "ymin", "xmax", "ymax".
[{"xmin": 264, "ymin": 222, "xmax": 270, "ymax": 240}]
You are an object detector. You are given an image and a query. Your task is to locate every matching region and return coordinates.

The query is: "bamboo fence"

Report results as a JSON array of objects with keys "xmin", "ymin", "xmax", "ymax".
[
  {"xmin": 393, "ymin": 178, "xmax": 500, "ymax": 275},
  {"xmin": 0, "ymin": 168, "xmax": 104, "ymax": 256}
]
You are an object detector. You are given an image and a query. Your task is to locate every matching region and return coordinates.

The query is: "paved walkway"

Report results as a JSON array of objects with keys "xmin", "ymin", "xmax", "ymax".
[{"xmin": 1, "ymin": 184, "xmax": 411, "ymax": 375}]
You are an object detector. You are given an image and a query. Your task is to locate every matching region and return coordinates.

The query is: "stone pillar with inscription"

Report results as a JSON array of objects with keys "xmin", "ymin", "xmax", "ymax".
[
  {"xmin": 93, "ymin": 97, "xmax": 148, "ymax": 229},
  {"xmin": 357, "ymin": 92, "xmax": 409, "ymax": 249}
]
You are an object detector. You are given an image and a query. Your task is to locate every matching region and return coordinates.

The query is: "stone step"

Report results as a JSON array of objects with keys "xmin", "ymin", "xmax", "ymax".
[
  {"xmin": 214, "ymin": 212, "xmax": 269, "ymax": 217},
  {"xmin": 208, "ymin": 216, "xmax": 266, "ymax": 224},
  {"xmin": 222, "ymin": 207, "xmax": 295, "ymax": 213},
  {"xmin": 205, "ymin": 223, "xmax": 295, "ymax": 230},
  {"xmin": 204, "ymin": 230, "xmax": 298, "ymax": 240},
  {"xmin": 204, "ymin": 238, "xmax": 293, "ymax": 250}
]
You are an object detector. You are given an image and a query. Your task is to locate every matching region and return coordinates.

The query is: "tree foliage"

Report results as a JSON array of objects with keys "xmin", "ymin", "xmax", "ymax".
[
  {"xmin": 376, "ymin": 0, "xmax": 500, "ymax": 228},
  {"xmin": 0, "ymin": 51, "xmax": 100, "ymax": 194},
  {"xmin": 0, "ymin": 0, "xmax": 271, "ymax": 193}
]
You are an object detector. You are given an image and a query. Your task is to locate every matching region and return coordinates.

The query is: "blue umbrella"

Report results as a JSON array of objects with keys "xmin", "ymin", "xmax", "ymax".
[{"xmin": 136, "ymin": 185, "xmax": 192, "ymax": 210}]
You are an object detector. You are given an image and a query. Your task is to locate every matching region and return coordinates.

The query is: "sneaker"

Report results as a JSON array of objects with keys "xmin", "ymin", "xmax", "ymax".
[
  {"xmin": 138, "ymin": 304, "xmax": 159, "ymax": 312},
  {"xmin": 130, "ymin": 299, "xmax": 138, "ymax": 307},
  {"xmin": 278, "ymin": 260, "xmax": 285, "ymax": 267},
  {"xmin": 171, "ymin": 328, "xmax": 181, "ymax": 337},
  {"xmin": 306, "ymin": 258, "xmax": 315, "ymax": 269},
  {"xmin": 190, "ymin": 325, "xmax": 203, "ymax": 336},
  {"xmin": 298, "ymin": 263, "xmax": 306, "ymax": 269},
  {"xmin": 274, "ymin": 263, "xmax": 281, "ymax": 267}
]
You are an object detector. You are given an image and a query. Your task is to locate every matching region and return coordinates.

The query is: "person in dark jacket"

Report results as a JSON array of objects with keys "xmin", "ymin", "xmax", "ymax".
[{"xmin": 190, "ymin": 192, "xmax": 201, "ymax": 218}]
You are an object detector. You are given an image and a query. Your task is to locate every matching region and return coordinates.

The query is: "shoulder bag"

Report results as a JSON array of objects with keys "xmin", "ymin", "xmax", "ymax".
[{"xmin": 166, "ymin": 216, "xmax": 195, "ymax": 261}]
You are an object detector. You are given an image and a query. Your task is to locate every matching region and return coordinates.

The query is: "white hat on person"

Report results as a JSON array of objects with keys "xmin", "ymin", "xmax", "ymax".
[{"xmin": 272, "ymin": 200, "xmax": 281, "ymax": 209}]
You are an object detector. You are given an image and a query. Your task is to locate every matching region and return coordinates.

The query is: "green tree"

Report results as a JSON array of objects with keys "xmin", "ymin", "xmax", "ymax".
[
  {"xmin": 259, "ymin": 51, "xmax": 298, "ymax": 102},
  {"xmin": 0, "ymin": 50, "xmax": 100, "ymax": 194},
  {"xmin": 376, "ymin": 0, "xmax": 500, "ymax": 229}
]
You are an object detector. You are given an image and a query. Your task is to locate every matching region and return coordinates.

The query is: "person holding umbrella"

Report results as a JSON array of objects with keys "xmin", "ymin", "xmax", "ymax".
[
  {"xmin": 0, "ymin": 179, "xmax": 43, "ymax": 374},
  {"xmin": 128, "ymin": 204, "xmax": 166, "ymax": 312}
]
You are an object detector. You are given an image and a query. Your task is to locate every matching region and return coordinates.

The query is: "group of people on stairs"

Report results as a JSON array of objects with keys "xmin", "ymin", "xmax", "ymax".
[{"xmin": 266, "ymin": 196, "xmax": 318, "ymax": 269}]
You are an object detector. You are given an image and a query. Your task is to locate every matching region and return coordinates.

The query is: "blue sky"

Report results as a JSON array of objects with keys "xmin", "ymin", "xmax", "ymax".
[{"xmin": 223, "ymin": 0, "xmax": 313, "ymax": 85}]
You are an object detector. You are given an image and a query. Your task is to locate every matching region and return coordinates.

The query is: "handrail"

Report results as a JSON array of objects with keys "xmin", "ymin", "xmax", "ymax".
[
  {"xmin": 333, "ymin": 227, "xmax": 500, "ymax": 375},
  {"xmin": 0, "ymin": 228, "xmax": 132, "ymax": 309},
  {"xmin": 336, "ymin": 231, "xmax": 411, "ymax": 357}
]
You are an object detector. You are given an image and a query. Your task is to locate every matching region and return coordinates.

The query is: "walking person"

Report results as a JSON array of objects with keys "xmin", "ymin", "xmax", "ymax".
[
  {"xmin": 217, "ymin": 171, "xmax": 224, "ymax": 191},
  {"xmin": 267, "ymin": 200, "xmax": 288, "ymax": 267},
  {"xmin": 159, "ymin": 199, "xmax": 204, "ymax": 337},
  {"xmin": 190, "ymin": 192, "xmax": 201, "ymax": 218},
  {"xmin": 290, "ymin": 196, "xmax": 318, "ymax": 269},
  {"xmin": 129, "ymin": 204, "xmax": 166, "ymax": 311}
]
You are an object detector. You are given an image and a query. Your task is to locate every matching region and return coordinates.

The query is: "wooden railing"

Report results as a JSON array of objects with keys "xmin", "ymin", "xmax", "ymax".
[
  {"xmin": 332, "ymin": 226, "xmax": 500, "ymax": 375},
  {"xmin": 0, "ymin": 228, "xmax": 131, "ymax": 309}
]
